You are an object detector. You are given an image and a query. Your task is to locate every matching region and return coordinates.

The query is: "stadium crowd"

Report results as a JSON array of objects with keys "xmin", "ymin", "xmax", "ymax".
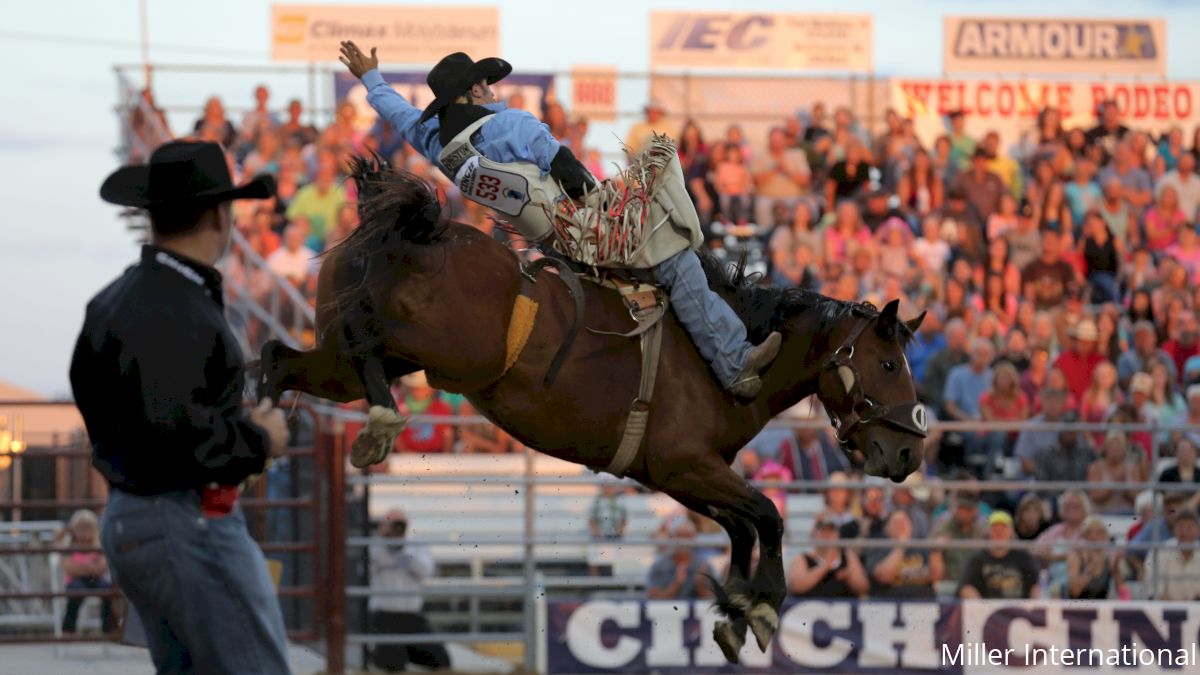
[{"xmin": 126, "ymin": 82, "xmax": 1200, "ymax": 600}]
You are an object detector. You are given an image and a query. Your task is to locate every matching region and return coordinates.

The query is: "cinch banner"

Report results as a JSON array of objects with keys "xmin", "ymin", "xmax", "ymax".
[
  {"xmin": 546, "ymin": 598, "xmax": 1200, "ymax": 674},
  {"xmin": 271, "ymin": 4, "xmax": 499, "ymax": 63},
  {"xmin": 334, "ymin": 70, "xmax": 555, "ymax": 134},
  {"xmin": 650, "ymin": 12, "xmax": 873, "ymax": 72},
  {"xmin": 943, "ymin": 17, "xmax": 1166, "ymax": 77},
  {"xmin": 891, "ymin": 79, "xmax": 1198, "ymax": 149}
]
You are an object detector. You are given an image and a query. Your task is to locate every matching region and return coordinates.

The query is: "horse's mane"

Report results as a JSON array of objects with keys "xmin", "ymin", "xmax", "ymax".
[
  {"xmin": 320, "ymin": 155, "xmax": 449, "ymax": 352},
  {"xmin": 696, "ymin": 250, "xmax": 913, "ymax": 344}
]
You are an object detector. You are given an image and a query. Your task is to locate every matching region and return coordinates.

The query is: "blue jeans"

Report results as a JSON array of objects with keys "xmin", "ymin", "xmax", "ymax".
[
  {"xmin": 1088, "ymin": 271, "xmax": 1120, "ymax": 304},
  {"xmin": 101, "ymin": 489, "xmax": 291, "ymax": 675},
  {"xmin": 654, "ymin": 250, "xmax": 753, "ymax": 387}
]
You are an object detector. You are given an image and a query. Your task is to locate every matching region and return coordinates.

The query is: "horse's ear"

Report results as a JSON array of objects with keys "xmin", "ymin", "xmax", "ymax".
[
  {"xmin": 875, "ymin": 299, "xmax": 900, "ymax": 339},
  {"xmin": 904, "ymin": 311, "xmax": 927, "ymax": 335}
]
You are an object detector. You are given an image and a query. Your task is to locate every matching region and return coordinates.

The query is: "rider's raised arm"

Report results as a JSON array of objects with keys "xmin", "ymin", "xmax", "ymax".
[{"xmin": 361, "ymin": 69, "xmax": 439, "ymax": 160}]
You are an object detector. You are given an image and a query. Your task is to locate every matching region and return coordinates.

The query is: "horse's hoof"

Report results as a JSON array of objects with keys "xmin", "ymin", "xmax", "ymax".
[
  {"xmin": 748, "ymin": 603, "xmax": 779, "ymax": 653},
  {"xmin": 349, "ymin": 406, "xmax": 405, "ymax": 467},
  {"xmin": 713, "ymin": 620, "xmax": 744, "ymax": 664}
]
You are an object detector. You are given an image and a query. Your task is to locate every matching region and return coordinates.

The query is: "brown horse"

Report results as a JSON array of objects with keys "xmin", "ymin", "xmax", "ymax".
[{"xmin": 259, "ymin": 158, "xmax": 927, "ymax": 662}]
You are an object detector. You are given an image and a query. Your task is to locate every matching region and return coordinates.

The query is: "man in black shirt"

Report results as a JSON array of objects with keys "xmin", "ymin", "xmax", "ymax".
[
  {"xmin": 71, "ymin": 140, "xmax": 292, "ymax": 674},
  {"xmin": 958, "ymin": 511, "xmax": 1041, "ymax": 599}
]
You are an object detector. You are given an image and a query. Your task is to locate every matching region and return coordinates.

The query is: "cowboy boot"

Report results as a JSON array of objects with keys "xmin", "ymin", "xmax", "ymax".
[{"xmin": 728, "ymin": 331, "xmax": 783, "ymax": 399}]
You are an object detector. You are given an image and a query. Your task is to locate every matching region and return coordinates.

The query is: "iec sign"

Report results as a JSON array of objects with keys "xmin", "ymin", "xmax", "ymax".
[{"xmin": 943, "ymin": 17, "xmax": 1166, "ymax": 76}]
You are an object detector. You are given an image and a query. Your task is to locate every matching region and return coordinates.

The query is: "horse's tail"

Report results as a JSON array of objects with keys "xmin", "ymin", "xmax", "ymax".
[{"xmin": 322, "ymin": 154, "xmax": 447, "ymax": 354}]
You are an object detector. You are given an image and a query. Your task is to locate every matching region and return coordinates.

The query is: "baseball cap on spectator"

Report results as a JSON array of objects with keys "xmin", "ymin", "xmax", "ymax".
[
  {"xmin": 987, "ymin": 511, "xmax": 1013, "ymax": 528},
  {"xmin": 898, "ymin": 472, "xmax": 930, "ymax": 502},
  {"xmin": 1073, "ymin": 319, "xmax": 1098, "ymax": 342},
  {"xmin": 955, "ymin": 491, "xmax": 980, "ymax": 508},
  {"xmin": 971, "ymin": 147, "xmax": 989, "ymax": 160},
  {"xmin": 1130, "ymin": 372, "xmax": 1153, "ymax": 395}
]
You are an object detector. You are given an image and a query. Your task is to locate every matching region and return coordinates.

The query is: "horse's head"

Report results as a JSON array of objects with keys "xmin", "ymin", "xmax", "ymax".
[{"xmin": 815, "ymin": 299, "xmax": 927, "ymax": 482}]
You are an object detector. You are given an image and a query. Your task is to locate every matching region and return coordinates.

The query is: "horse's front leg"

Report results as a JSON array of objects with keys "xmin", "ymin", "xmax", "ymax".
[{"xmin": 743, "ymin": 489, "xmax": 787, "ymax": 652}]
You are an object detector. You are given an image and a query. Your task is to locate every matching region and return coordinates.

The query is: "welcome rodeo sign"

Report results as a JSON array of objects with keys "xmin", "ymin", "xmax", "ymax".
[{"xmin": 943, "ymin": 17, "xmax": 1166, "ymax": 77}]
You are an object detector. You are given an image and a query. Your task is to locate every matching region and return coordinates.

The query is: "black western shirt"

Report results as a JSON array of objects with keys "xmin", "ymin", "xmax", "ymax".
[{"xmin": 70, "ymin": 245, "xmax": 269, "ymax": 495}]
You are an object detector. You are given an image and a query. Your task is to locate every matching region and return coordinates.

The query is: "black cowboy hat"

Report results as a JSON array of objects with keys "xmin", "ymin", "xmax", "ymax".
[
  {"xmin": 418, "ymin": 52, "xmax": 512, "ymax": 124},
  {"xmin": 100, "ymin": 140, "xmax": 275, "ymax": 208}
]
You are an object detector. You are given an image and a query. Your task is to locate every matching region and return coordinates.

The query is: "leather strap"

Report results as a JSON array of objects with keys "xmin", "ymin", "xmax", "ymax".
[{"xmin": 604, "ymin": 307, "xmax": 665, "ymax": 477}]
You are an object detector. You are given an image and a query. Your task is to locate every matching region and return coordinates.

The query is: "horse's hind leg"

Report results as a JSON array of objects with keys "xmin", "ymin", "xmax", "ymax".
[
  {"xmin": 260, "ymin": 339, "xmax": 365, "ymax": 404},
  {"xmin": 347, "ymin": 354, "xmax": 411, "ymax": 468}
]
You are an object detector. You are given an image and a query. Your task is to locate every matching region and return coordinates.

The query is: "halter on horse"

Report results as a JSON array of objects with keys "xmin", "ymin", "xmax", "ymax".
[{"xmin": 258, "ymin": 157, "xmax": 927, "ymax": 661}]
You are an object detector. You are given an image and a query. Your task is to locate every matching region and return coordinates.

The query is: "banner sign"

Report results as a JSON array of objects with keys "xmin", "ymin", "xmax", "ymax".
[
  {"xmin": 943, "ymin": 17, "xmax": 1166, "ymax": 76},
  {"xmin": 271, "ymin": 4, "xmax": 499, "ymax": 63},
  {"xmin": 571, "ymin": 65, "xmax": 618, "ymax": 122},
  {"xmin": 546, "ymin": 598, "xmax": 1200, "ymax": 674},
  {"xmin": 891, "ymin": 78, "xmax": 1198, "ymax": 148},
  {"xmin": 334, "ymin": 70, "xmax": 554, "ymax": 134},
  {"xmin": 650, "ymin": 12, "xmax": 873, "ymax": 72}
]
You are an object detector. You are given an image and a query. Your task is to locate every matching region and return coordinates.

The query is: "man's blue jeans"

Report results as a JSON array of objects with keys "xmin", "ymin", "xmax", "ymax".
[
  {"xmin": 101, "ymin": 489, "xmax": 291, "ymax": 675},
  {"xmin": 653, "ymin": 250, "xmax": 753, "ymax": 387}
]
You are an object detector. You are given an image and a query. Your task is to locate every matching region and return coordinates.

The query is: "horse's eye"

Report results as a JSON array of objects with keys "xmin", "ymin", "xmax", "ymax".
[{"xmin": 882, "ymin": 361, "xmax": 896, "ymax": 372}]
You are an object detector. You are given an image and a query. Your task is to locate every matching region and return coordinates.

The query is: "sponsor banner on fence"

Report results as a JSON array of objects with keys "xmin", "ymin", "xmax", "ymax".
[
  {"xmin": 943, "ymin": 17, "xmax": 1166, "ymax": 77},
  {"xmin": 334, "ymin": 70, "xmax": 554, "ymax": 135},
  {"xmin": 650, "ymin": 12, "xmax": 873, "ymax": 72},
  {"xmin": 546, "ymin": 598, "xmax": 1200, "ymax": 674},
  {"xmin": 271, "ymin": 4, "xmax": 499, "ymax": 63},
  {"xmin": 571, "ymin": 65, "xmax": 618, "ymax": 122},
  {"xmin": 891, "ymin": 78, "xmax": 1198, "ymax": 149}
]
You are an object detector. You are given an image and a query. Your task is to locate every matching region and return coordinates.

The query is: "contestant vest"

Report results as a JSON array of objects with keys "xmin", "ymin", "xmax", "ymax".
[{"xmin": 438, "ymin": 115, "xmax": 559, "ymax": 244}]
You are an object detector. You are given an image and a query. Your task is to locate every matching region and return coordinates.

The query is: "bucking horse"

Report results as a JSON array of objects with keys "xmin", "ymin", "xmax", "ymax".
[{"xmin": 258, "ymin": 157, "xmax": 928, "ymax": 662}]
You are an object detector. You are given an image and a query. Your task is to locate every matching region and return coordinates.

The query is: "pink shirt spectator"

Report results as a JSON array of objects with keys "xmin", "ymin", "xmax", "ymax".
[{"xmin": 823, "ymin": 225, "xmax": 872, "ymax": 266}]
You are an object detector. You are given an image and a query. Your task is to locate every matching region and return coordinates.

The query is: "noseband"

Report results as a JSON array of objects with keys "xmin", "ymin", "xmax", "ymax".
[{"xmin": 820, "ymin": 308, "xmax": 928, "ymax": 448}]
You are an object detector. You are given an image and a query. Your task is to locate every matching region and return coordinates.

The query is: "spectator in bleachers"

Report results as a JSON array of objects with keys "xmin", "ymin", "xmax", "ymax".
[
  {"xmin": 986, "ymin": 193, "xmax": 1019, "ymax": 241},
  {"xmin": 1144, "ymin": 507, "xmax": 1200, "ymax": 601},
  {"xmin": 1097, "ymin": 176, "xmax": 1135, "ymax": 247},
  {"xmin": 625, "ymin": 100, "xmax": 673, "ymax": 157},
  {"xmin": 1032, "ymin": 411, "xmax": 1092, "ymax": 487},
  {"xmin": 981, "ymin": 131, "xmax": 1022, "ymax": 200},
  {"xmin": 1099, "ymin": 142, "xmax": 1153, "ymax": 212},
  {"xmin": 1014, "ymin": 493, "xmax": 1051, "ymax": 541},
  {"xmin": 678, "ymin": 120, "xmax": 715, "ymax": 225},
  {"xmin": 1015, "ymin": 385, "xmax": 1071, "ymax": 476},
  {"xmin": 55, "ymin": 509, "xmax": 116, "ymax": 634},
  {"xmin": 1079, "ymin": 361, "xmax": 1120, "ymax": 437},
  {"xmin": 946, "ymin": 110, "xmax": 974, "ymax": 172},
  {"xmin": 867, "ymin": 510, "xmax": 943, "ymax": 600},
  {"xmin": 897, "ymin": 148, "xmax": 944, "ymax": 219},
  {"xmin": 768, "ymin": 201, "xmax": 821, "ymax": 288},
  {"xmin": 820, "ymin": 472, "xmax": 856, "ymax": 530},
  {"xmin": 1161, "ymin": 310, "xmax": 1200, "ymax": 380},
  {"xmin": 713, "ymin": 142, "xmax": 752, "ymax": 223},
  {"xmin": 192, "ymin": 96, "xmax": 237, "ymax": 148},
  {"xmin": 393, "ymin": 372, "xmax": 454, "ymax": 454},
  {"xmin": 266, "ymin": 224, "xmax": 315, "ymax": 289},
  {"xmin": 1079, "ymin": 211, "xmax": 1122, "ymax": 304},
  {"xmin": 645, "ymin": 520, "xmax": 715, "ymax": 600},
  {"xmin": 1021, "ymin": 229, "xmax": 1078, "ymax": 310},
  {"xmin": 1145, "ymin": 186, "xmax": 1187, "ymax": 251},
  {"xmin": 454, "ymin": 400, "xmax": 513, "ymax": 454},
  {"xmin": 892, "ymin": 472, "xmax": 932, "ymax": 539},
  {"xmin": 943, "ymin": 337, "xmax": 995, "ymax": 470},
  {"xmin": 1065, "ymin": 515, "xmax": 1125, "ymax": 599},
  {"xmin": 1157, "ymin": 152, "xmax": 1200, "ymax": 220},
  {"xmin": 1159, "ymin": 438, "xmax": 1200, "ymax": 514},
  {"xmin": 286, "ymin": 150, "xmax": 348, "ymax": 248},
  {"xmin": 788, "ymin": 514, "xmax": 869, "ymax": 598},
  {"xmin": 1088, "ymin": 431, "xmax": 1146, "ymax": 514},
  {"xmin": 932, "ymin": 489, "xmax": 986, "ymax": 582},
  {"xmin": 1118, "ymin": 321, "xmax": 1173, "ymax": 388},
  {"xmin": 240, "ymin": 84, "xmax": 280, "ymax": 148},
  {"xmin": 824, "ymin": 138, "xmax": 871, "ymax": 212},
  {"xmin": 958, "ymin": 511, "xmax": 1040, "ymax": 599},
  {"xmin": 861, "ymin": 186, "xmax": 907, "ymax": 234},
  {"xmin": 242, "ymin": 129, "xmax": 282, "ymax": 179},
  {"xmin": 940, "ymin": 188, "xmax": 986, "ymax": 263},
  {"xmin": 875, "ymin": 218, "xmax": 918, "ymax": 288},
  {"xmin": 1064, "ymin": 155, "xmax": 1102, "ymax": 226},
  {"xmin": 979, "ymin": 360, "xmax": 1028, "ymax": 471},
  {"xmin": 1084, "ymin": 100, "xmax": 1129, "ymax": 162},
  {"xmin": 802, "ymin": 102, "xmax": 828, "ymax": 143},
  {"xmin": 368, "ymin": 509, "xmax": 450, "ymax": 672},
  {"xmin": 823, "ymin": 200, "xmax": 871, "ymax": 269},
  {"xmin": 1053, "ymin": 319, "xmax": 1104, "ymax": 401},
  {"xmin": 1035, "ymin": 489, "xmax": 1092, "ymax": 564},
  {"xmin": 840, "ymin": 482, "xmax": 889, "ymax": 540},
  {"xmin": 921, "ymin": 317, "xmax": 968, "ymax": 415},
  {"xmin": 1129, "ymin": 492, "xmax": 1190, "ymax": 573},
  {"xmin": 751, "ymin": 127, "xmax": 812, "ymax": 228},
  {"xmin": 280, "ymin": 98, "xmax": 318, "ymax": 147},
  {"xmin": 588, "ymin": 477, "xmax": 628, "ymax": 541}
]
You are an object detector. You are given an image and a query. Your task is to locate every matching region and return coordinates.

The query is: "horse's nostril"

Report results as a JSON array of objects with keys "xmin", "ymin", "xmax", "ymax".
[{"xmin": 898, "ymin": 446, "xmax": 913, "ymax": 467}]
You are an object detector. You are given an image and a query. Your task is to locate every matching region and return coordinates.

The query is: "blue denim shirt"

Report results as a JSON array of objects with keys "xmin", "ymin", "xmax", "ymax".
[{"xmin": 362, "ymin": 69, "xmax": 560, "ymax": 179}]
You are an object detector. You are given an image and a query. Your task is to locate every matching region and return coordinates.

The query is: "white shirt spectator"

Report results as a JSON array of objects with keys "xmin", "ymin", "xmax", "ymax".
[
  {"xmin": 369, "ymin": 542, "xmax": 436, "ymax": 613},
  {"xmin": 266, "ymin": 244, "xmax": 315, "ymax": 284}
]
